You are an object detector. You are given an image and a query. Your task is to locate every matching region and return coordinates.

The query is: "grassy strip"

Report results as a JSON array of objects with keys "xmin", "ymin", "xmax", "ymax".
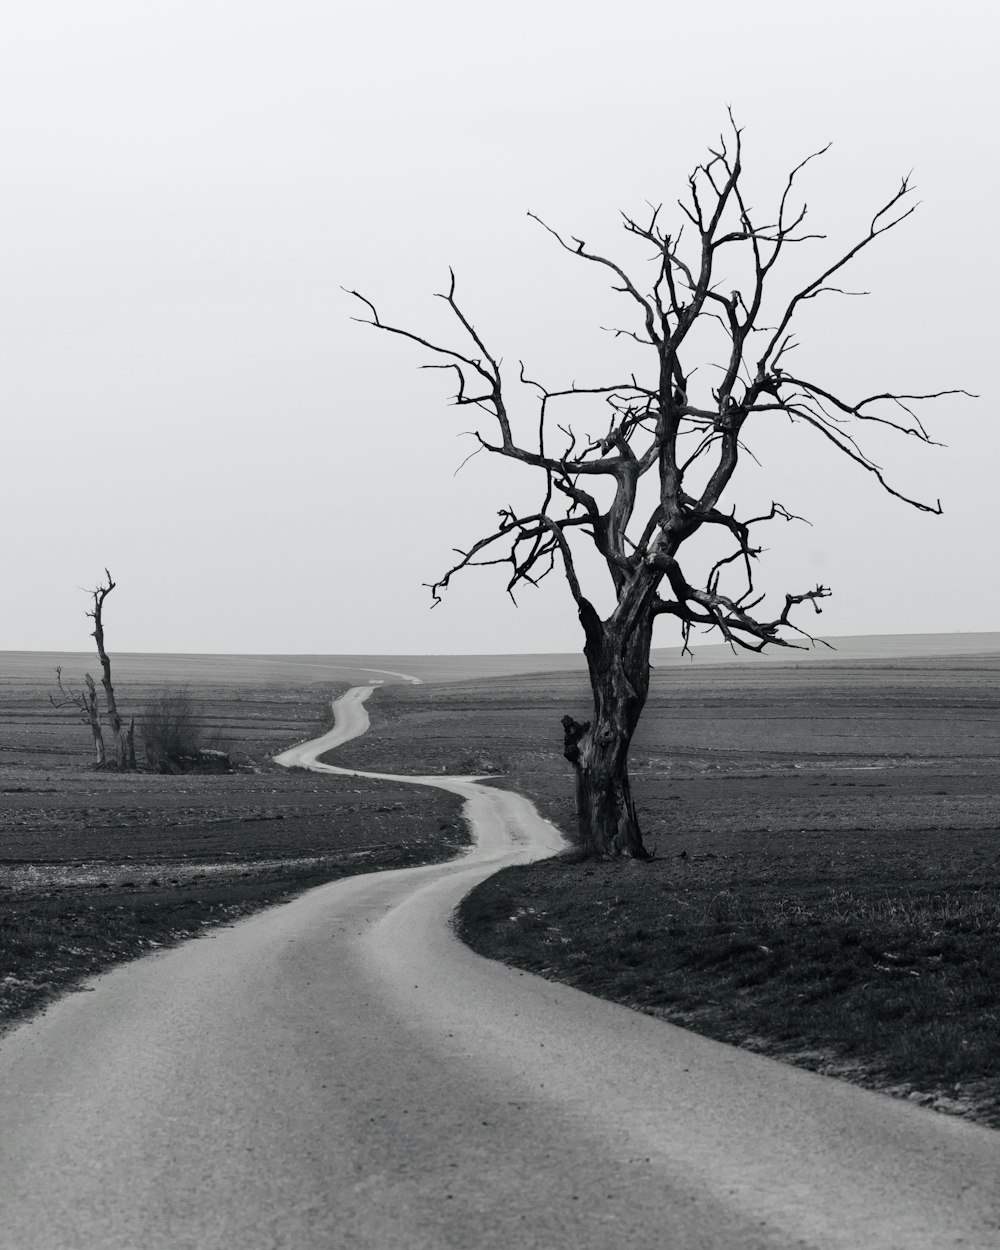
[
  {"xmin": 457, "ymin": 851, "xmax": 1000, "ymax": 1129},
  {"xmin": 2, "ymin": 828, "xmax": 469, "ymax": 1036}
]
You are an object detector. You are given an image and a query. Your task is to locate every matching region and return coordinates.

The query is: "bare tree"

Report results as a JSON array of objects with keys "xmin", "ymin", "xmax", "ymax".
[
  {"xmin": 350, "ymin": 119, "xmax": 968, "ymax": 859},
  {"xmin": 50, "ymin": 668, "xmax": 106, "ymax": 767},
  {"xmin": 53, "ymin": 571, "xmax": 136, "ymax": 770},
  {"xmin": 88, "ymin": 571, "xmax": 136, "ymax": 770}
]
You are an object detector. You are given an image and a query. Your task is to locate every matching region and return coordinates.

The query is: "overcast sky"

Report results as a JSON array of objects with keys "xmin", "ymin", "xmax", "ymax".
[{"xmin": 3, "ymin": 1, "xmax": 995, "ymax": 655}]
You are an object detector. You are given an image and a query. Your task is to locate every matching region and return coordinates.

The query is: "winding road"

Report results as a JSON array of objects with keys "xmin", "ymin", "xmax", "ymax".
[{"xmin": 1, "ymin": 684, "xmax": 999, "ymax": 1248}]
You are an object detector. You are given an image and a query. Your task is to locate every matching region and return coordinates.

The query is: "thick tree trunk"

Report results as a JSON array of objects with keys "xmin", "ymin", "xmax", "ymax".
[{"xmin": 563, "ymin": 613, "xmax": 654, "ymax": 859}]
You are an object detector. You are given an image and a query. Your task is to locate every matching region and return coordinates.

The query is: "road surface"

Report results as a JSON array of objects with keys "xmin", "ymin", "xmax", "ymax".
[{"xmin": 1, "ymin": 685, "xmax": 999, "ymax": 1248}]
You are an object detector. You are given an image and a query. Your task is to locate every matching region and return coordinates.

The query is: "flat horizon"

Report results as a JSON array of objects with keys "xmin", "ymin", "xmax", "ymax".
[{"xmin": 6, "ymin": 630, "xmax": 1000, "ymax": 660}]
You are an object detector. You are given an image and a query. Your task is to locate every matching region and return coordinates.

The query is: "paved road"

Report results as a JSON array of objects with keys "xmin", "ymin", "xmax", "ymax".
[{"xmin": 2, "ymin": 687, "xmax": 999, "ymax": 1248}]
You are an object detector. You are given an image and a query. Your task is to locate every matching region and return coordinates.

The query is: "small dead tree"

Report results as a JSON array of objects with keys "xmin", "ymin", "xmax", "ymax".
[
  {"xmin": 351, "ymin": 118, "xmax": 968, "ymax": 859},
  {"xmin": 53, "ymin": 571, "xmax": 136, "ymax": 770},
  {"xmin": 88, "ymin": 571, "xmax": 136, "ymax": 770},
  {"xmin": 50, "ymin": 667, "xmax": 107, "ymax": 767}
]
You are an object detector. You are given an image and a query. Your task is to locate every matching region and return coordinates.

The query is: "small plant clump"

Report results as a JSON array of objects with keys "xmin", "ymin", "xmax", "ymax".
[{"xmin": 140, "ymin": 695, "xmax": 215, "ymax": 770}]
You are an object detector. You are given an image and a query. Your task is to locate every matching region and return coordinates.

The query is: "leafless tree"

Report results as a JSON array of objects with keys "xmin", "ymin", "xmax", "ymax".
[
  {"xmin": 50, "ymin": 667, "xmax": 106, "ymax": 766},
  {"xmin": 88, "ymin": 571, "xmax": 136, "ymax": 770},
  {"xmin": 350, "ymin": 119, "xmax": 968, "ymax": 859},
  {"xmin": 53, "ymin": 571, "xmax": 136, "ymax": 770}
]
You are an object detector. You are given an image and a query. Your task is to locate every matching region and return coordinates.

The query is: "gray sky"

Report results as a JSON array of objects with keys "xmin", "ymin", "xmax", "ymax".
[{"xmin": 3, "ymin": 1, "xmax": 995, "ymax": 654}]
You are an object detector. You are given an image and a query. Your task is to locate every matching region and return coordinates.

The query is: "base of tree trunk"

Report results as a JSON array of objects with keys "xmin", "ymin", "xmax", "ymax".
[
  {"xmin": 563, "ymin": 714, "xmax": 653, "ymax": 861},
  {"xmin": 611, "ymin": 826, "xmax": 654, "ymax": 861}
]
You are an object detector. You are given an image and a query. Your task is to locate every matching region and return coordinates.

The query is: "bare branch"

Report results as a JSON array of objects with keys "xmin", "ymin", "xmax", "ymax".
[
  {"xmin": 528, "ymin": 211, "xmax": 662, "ymax": 347},
  {"xmin": 356, "ymin": 118, "xmax": 965, "ymax": 857}
]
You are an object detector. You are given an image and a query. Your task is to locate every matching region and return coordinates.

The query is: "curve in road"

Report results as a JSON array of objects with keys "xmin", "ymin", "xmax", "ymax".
[
  {"xmin": 257, "ymin": 660, "xmax": 423, "ymax": 684},
  {"xmin": 1, "ymin": 686, "xmax": 999, "ymax": 1249}
]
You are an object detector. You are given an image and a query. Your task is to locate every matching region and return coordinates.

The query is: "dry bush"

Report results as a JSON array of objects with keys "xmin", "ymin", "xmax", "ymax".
[{"xmin": 140, "ymin": 689, "xmax": 202, "ymax": 772}]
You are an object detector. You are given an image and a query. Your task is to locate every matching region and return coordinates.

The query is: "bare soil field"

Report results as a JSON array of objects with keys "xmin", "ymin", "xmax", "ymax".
[
  {"xmin": 331, "ymin": 650, "xmax": 1000, "ymax": 1128},
  {"xmin": 0, "ymin": 652, "xmax": 466, "ymax": 1033}
]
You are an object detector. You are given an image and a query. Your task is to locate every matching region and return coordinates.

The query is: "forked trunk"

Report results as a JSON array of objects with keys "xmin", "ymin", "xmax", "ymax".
[{"xmin": 563, "ymin": 615, "xmax": 653, "ymax": 859}]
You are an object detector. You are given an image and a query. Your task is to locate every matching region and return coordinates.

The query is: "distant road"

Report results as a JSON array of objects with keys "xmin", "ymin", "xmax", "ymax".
[
  {"xmin": 256, "ymin": 657, "xmax": 423, "ymax": 684},
  {"xmin": 1, "ymin": 686, "xmax": 999, "ymax": 1248}
]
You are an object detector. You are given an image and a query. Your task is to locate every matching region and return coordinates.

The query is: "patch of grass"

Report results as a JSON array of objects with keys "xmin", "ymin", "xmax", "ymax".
[
  {"xmin": 1, "ymin": 826, "xmax": 469, "ymax": 1032},
  {"xmin": 457, "ymin": 850, "xmax": 1000, "ymax": 1128}
]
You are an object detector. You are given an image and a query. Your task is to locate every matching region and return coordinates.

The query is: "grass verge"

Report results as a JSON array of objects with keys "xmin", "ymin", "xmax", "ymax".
[
  {"xmin": 457, "ymin": 839, "xmax": 1000, "ymax": 1129},
  {"xmin": 332, "ymin": 662, "xmax": 1000, "ymax": 1128},
  {"xmin": 2, "ymin": 825, "xmax": 467, "ymax": 1035}
]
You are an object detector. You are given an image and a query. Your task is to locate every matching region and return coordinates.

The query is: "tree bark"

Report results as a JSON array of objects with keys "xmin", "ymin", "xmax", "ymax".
[
  {"xmin": 51, "ymin": 667, "xmax": 107, "ymax": 767},
  {"xmin": 563, "ymin": 613, "xmax": 654, "ymax": 859},
  {"xmin": 82, "ymin": 674, "xmax": 107, "ymax": 767}
]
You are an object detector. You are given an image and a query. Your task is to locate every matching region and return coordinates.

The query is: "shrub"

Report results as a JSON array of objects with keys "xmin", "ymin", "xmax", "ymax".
[{"xmin": 140, "ymin": 690, "xmax": 202, "ymax": 772}]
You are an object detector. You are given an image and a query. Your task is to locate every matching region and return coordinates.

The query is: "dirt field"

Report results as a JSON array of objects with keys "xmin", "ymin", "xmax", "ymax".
[
  {"xmin": 330, "ymin": 651, "xmax": 1000, "ymax": 837},
  {"xmin": 0, "ymin": 652, "xmax": 466, "ymax": 1032}
]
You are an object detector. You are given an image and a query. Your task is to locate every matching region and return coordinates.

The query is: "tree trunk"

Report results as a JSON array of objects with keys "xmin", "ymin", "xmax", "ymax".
[
  {"xmin": 112, "ymin": 724, "xmax": 130, "ymax": 770},
  {"xmin": 91, "ymin": 578, "xmax": 136, "ymax": 771},
  {"xmin": 563, "ymin": 614, "xmax": 654, "ymax": 859},
  {"xmin": 83, "ymin": 674, "xmax": 107, "ymax": 767},
  {"xmin": 93, "ymin": 616, "xmax": 122, "ymax": 741}
]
